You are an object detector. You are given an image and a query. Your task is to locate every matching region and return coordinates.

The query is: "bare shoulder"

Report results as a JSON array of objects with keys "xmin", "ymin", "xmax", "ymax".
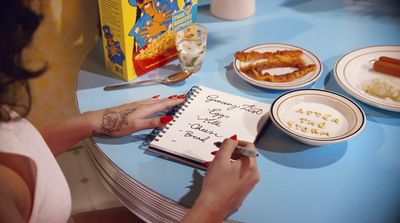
[{"xmin": 0, "ymin": 163, "xmax": 32, "ymax": 223}]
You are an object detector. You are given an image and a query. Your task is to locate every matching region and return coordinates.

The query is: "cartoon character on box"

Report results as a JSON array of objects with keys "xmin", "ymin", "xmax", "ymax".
[
  {"xmin": 184, "ymin": 0, "xmax": 192, "ymax": 14},
  {"xmin": 103, "ymin": 25, "xmax": 125, "ymax": 66},
  {"xmin": 128, "ymin": 0, "xmax": 179, "ymax": 52}
]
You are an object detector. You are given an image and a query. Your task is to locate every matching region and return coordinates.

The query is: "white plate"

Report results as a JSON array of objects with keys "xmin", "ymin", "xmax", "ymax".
[
  {"xmin": 334, "ymin": 45, "xmax": 400, "ymax": 112},
  {"xmin": 233, "ymin": 43, "xmax": 323, "ymax": 90},
  {"xmin": 270, "ymin": 89, "xmax": 366, "ymax": 146}
]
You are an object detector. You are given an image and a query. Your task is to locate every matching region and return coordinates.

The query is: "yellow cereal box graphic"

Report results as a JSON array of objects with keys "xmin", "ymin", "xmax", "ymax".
[{"xmin": 98, "ymin": 0, "xmax": 198, "ymax": 81}]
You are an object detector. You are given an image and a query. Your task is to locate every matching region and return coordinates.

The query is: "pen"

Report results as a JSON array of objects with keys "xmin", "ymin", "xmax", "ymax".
[{"xmin": 213, "ymin": 142, "xmax": 259, "ymax": 158}]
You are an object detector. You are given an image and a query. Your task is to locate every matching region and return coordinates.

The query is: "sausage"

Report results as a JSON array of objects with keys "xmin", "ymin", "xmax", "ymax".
[
  {"xmin": 379, "ymin": 56, "xmax": 400, "ymax": 65},
  {"xmin": 373, "ymin": 59, "xmax": 400, "ymax": 77}
]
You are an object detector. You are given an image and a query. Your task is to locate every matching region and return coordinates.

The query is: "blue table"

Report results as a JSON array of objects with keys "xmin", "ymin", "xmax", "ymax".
[{"xmin": 76, "ymin": 1, "xmax": 400, "ymax": 222}]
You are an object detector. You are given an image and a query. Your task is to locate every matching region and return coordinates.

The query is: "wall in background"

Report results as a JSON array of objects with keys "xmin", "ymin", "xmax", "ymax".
[{"xmin": 27, "ymin": 0, "xmax": 99, "ymax": 128}]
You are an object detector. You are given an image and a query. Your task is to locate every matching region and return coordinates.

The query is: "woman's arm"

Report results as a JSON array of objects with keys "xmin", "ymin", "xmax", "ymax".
[
  {"xmin": 39, "ymin": 97, "xmax": 184, "ymax": 156},
  {"xmin": 181, "ymin": 138, "xmax": 260, "ymax": 223}
]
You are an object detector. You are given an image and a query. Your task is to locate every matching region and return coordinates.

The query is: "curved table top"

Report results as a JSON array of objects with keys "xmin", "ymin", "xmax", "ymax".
[{"xmin": 76, "ymin": 1, "xmax": 400, "ymax": 222}]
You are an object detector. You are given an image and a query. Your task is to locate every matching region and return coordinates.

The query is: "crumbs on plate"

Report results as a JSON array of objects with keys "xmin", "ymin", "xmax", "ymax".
[{"xmin": 363, "ymin": 78, "xmax": 400, "ymax": 102}]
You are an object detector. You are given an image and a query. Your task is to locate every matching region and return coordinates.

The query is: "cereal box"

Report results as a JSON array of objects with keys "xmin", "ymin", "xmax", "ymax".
[{"xmin": 98, "ymin": 0, "xmax": 198, "ymax": 81}]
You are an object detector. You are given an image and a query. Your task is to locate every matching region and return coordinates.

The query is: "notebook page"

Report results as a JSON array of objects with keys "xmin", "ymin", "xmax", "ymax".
[{"xmin": 149, "ymin": 86, "xmax": 270, "ymax": 163}]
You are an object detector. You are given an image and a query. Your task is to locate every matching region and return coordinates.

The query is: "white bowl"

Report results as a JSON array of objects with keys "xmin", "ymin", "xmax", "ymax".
[{"xmin": 270, "ymin": 89, "xmax": 366, "ymax": 146}]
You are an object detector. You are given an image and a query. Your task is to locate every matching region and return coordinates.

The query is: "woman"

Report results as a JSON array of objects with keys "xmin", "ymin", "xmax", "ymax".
[{"xmin": 0, "ymin": 1, "xmax": 260, "ymax": 223}]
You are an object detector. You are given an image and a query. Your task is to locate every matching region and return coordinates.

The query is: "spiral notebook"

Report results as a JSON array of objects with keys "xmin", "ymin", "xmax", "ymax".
[{"xmin": 145, "ymin": 85, "xmax": 270, "ymax": 167}]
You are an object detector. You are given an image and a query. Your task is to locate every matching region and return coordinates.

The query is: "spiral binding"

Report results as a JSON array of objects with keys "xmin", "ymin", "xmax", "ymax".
[{"xmin": 141, "ymin": 86, "xmax": 203, "ymax": 149}]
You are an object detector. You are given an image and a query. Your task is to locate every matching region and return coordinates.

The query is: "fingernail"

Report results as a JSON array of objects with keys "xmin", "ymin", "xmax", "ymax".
[
  {"xmin": 168, "ymin": 95, "xmax": 177, "ymax": 99},
  {"xmin": 211, "ymin": 151, "xmax": 218, "ymax": 155},
  {"xmin": 160, "ymin": 116, "xmax": 174, "ymax": 125},
  {"xmin": 177, "ymin": 94, "xmax": 186, "ymax": 99},
  {"xmin": 230, "ymin": 134, "xmax": 237, "ymax": 140},
  {"xmin": 203, "ymin": 162, "xmax": 210, "ymax": 167},
  {"xmin": 152, "ymin": 95, "xmax": 161, "ymax": 99}
]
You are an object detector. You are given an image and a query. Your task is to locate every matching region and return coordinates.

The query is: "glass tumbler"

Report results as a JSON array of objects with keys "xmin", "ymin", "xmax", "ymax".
[{"xmin": 176, "ymin": 24, "xmax": 208, "ymax": 72}]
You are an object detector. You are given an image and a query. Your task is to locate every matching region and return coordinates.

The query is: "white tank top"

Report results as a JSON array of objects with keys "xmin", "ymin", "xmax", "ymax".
[{"xmin": 0, "ymin": 112, "xmax": 71, "ymax": 223}]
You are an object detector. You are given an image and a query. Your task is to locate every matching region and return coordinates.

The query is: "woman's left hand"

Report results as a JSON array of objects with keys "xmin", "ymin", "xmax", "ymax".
[{"xmin": 83, "ymin": 95, "xmax": 184, "ymax": 137}]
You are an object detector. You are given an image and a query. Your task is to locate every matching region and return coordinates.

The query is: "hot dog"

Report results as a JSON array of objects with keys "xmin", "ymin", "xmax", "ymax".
[
  {"xmin": 373, "ymin": 60, "xmax": 400, "ymax": 77},
  {"xmin": 373, "ymin": 57, "xmax": 400, "ymax": 77},
  {"xmin": 379, "ymin": 56, "xmax": 400, "ymax": 65}
]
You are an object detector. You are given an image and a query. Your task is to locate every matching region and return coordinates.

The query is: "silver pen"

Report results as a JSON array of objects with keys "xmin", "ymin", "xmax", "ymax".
[{"xmin": 213, "ymin": 142, "xmax": 259, "ymax": 158}]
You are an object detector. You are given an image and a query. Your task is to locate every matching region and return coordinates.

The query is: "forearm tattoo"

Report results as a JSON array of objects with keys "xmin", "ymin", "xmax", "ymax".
[{"xmin": 97, "ymin": 108, "xmax": 136, "ymax": 136}]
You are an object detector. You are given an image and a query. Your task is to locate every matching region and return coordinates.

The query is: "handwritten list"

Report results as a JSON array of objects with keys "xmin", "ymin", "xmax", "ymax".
[{"xmin": 149, "ymin": 86, "xmax": 270, "ymax": 163}]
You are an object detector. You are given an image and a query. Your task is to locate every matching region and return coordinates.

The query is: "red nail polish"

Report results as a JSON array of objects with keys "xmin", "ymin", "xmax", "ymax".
[
  {"xmin": 160, "ymin": 116, "xmax": 174, "ymax": 125},
  {"xmin": 211, "ymin": 151, "xmax": 218, "ymax": 155},
  {"xmin": 177, "ymin": 94, "xmax": 186, "ymax": 99},
  {"xmin": 168, "ymin": 95, "xmax": 177, "ymax": 99},
  {"xmin": 203, "ymin": 162, "xmax": 210, "ymax": 167},
  {"xmin": 152, "ymin": 95, "xmax": 160, "ymax": 99},
  {"xmin": 230, "ymin": 134, "xmax": 237, "ymax": 140}
]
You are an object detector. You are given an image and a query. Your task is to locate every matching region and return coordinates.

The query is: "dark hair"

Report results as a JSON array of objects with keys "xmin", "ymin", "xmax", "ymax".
[{"xmin": 0, "ymin": 0, "xmax": 46, "ymax": 121}]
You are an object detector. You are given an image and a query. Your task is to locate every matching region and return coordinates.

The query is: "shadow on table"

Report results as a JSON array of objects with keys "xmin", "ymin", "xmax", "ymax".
[
  {"xmin": 136, "ymin": 157, "xmax": 205, "ymax": 208},
  {"xmin": 178, "ymin": 169, "xmax": 204, "ymax": 208},
  {"xmin": 282, "ymin": 0, "xmax": 400, "ymax": 20},
  {"xmin": 282, "ymin": 0, "xmax": 353, "ymax": 12},
  {"xmin": 197, "ymin": 4, "xmax": 221, "ymax": 24},
  {"xmin": 255, "ymin": 120, "xmax": 348, "ymax": 169},
  {"xmin": 206, "ymin": 32, "xmax": 233, "ymax": 52},
  {"xmin": 201, "ymin": 13, "xmax": 314, "ymax": 52}
]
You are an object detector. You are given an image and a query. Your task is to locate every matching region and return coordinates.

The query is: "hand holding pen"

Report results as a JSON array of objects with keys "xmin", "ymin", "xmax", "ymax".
[
  {"xmin": 183, "ymin": 135, "xmax": 260, "ymax": 222},
  {"xmin": 213, "ymin": 141, "xmax": 258, "ymax": 158},
  {"xmin": 209, "ymin": 134, "xmax": 259, "ymax": 162}
]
